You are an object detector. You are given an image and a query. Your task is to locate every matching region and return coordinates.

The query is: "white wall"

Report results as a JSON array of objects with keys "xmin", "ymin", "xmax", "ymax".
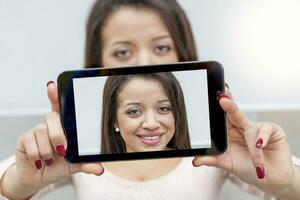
[
  {"xmin": 179, "ymin": 0, "xmax": 300, "ymax": 111},
  {"xmin": 0, "ymin": 0, "xmax": 96, "ymax": 114},
  {"xmin": 1, "ymin": 0, "xmax": 300, "ymax": 115}
]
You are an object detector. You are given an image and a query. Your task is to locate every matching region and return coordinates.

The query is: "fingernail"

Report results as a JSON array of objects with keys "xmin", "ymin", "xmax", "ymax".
[
  {"xmin": 255, "ymin": 138, "xmax": 263, "ymax": 148},
  {"xmin": 35, "ymin": 160, "xmax": 42, "ymax": 170},
  {"xmin": 225, "ymin": 83, "xmax": 230, "ymax": 89},
  {"xmin": 217, "ymin": 93, "xmax": 230, "ymax": 101},
  {"xmin": 56, "ymin": 145, "xmax": 66, "ymax": 157},
  {"xmin": 256, "ymin": 166, "xmax": 265, "ymax": 179},
  {"xmin": 192, "ymin": 159, "xmax": 197, "ymax": 167},
  {"xmin": 96, "ymin": 168, "xmax": 105, "ymax": 176},
  {"xmin": 45, "ymin": 158, "xmax": 53, "ymax": 166},
  {"xmin": 47, "ymin": 81, "xmax": 54, "ymax": 87}
]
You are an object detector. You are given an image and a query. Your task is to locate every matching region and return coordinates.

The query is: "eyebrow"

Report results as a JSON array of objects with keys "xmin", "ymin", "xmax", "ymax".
[
  {"xmin": 124, "ymin": 102, "xmax": 141, "ymax": 107},
  {"xmin": 157, "ymin": 99, "xmax": 171, "ymax": 103},
  {"xmin": 111, "ymin": 41, "xmax": 131, "ymax": 46},
  {"xmin": 111, "ymin": 35, "xmax": 172, "ymax": 46},
  {"xmin": 152, "ymin": 35, "xmax": 172, "ymax": 41},
  {"xmin": 123, "ymin": 99, "xmax": 170, "ymax": 107}
]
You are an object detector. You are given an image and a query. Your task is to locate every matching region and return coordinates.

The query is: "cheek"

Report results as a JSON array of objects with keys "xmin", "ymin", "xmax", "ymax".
[
  {"xmin": 169, "ymin": 51, "xmax": 179, "ymax": 62},
  {"xmin": 102, "ymin": 54, "xmax": 132, "ymax": 68},
  {"xmin": 101, "ymin": 48, "xmax": 122, "ymax": 67},
  {"xmin": 118, "ymin": 116, "xmax": 142, "ymax": 135},
  {"xmin": 101, "ymin": 51, "xmax": 115, "ymax": 67},
  {"xmin": 101, "ymin": 46, "xmax": 109, "ymax": 65},
  {"xmin": 160, "ymin": 114, "xmax": 175, "ymax": 133},
  {"xmin": 163, "ymin": 49, "xmax": 179, "ymax": 62},
  {"xmin": 153, "ymin": 52, "xmax": 179, "ymax": 64}
]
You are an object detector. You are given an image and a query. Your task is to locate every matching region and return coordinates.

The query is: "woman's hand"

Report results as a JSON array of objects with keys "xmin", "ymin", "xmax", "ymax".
[
  {"xmin": 1, "ymin": 82, "xmax": 104, "ymax": 199},
  {"xmin": 193, "ymin": 84, "xmax": 298, "ymax": 198}
]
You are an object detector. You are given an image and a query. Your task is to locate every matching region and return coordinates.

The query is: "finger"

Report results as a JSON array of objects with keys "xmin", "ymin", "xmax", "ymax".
[
  {"xmin": 224, "ymin": 83, "xmax": 233, "ymax": 99},
  {"xmin": 244, "ymin": 123, "xmax": 266, "ymax": 179},
  {"xmin": 70, "ymin": 163, "xmax": 104, "ymax": 176},
  {"xmin": 21, "ymin": 131, "xmax": 43, "ymax": 170},
  {"xmin": 193, "ymin": 156, "xmax": 217, "ymax": 167},
  {"xmin": 192, "ymin": 153, "xmax": 232, "ymax": 172},
  {"xmin": 45, "ymin": 111, "xmax": 67, "ymax": 157},
  {"xmin": 222, "ymin": 83, "xmax": 234, "ymax": 129},
  {"xmin": 34, "ymin": 123, "xmax": 54, "ymax": 166},
  {"xmin": 255, "ymin": 122, "xmax": 281, "ymax": 149},
  {"xmin": 47, "ymin": 81, "xmax": 60, "ymax": 113},
  {"xmin": 219, "ymin": 96, "xmax": 252, "ymax": 129}
]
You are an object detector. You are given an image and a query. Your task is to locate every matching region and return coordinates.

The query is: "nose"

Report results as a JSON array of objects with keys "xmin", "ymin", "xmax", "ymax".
[
  {"xmin": 142, "ymin": 112, "xmax": 159, "ymax": 130},
  {"xmin": 136, "ymin": 49, "xmax": 153, "ymax": 66}
]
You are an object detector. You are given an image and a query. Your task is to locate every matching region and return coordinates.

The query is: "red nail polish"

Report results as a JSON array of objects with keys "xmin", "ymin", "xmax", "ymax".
[
  {"xmin": 45, "ymin": 158, "xmax": 53, "ymax": 166},
  {"xmin": 47, "ymin": 81, "xmax": 54, "ymax": 87},
  {"xmin": 256, "ymin": 166, "xmax": 265, "ymax": 179},
  {"xmin": 225, "ymin": 83, "xmax": 230, "ymax": 89},
  {"xmin": 56, "ymin": 145, "xmax": 66, "ymax": 157},
  {"xmin": 255, "ymin": 138, "xmax": 263, "ymax": 148},
  {"xmin": 35, "ymin": 160, "xmax": 42, "ymax": 170}
]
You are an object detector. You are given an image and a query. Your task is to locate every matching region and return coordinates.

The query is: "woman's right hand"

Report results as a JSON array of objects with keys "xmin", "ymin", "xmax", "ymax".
[{"xmin": 1, "ymin": 82, "xmax": 104, "ymax": 199}]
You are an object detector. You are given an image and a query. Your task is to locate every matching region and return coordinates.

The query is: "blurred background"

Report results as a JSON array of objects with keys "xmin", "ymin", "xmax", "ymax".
[{"xmin": 1, "ymin": 0, "xmax": 299, "ymax": 199}]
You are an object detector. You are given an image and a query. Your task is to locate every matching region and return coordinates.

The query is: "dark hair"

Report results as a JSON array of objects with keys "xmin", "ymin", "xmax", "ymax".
[
  {"xmin": 85, "ymin": 0, "xmax": 198, "ymax": 68},
  {"xmin": 101, "ymin": 72, "xmax": 191, "ymax": 154}
]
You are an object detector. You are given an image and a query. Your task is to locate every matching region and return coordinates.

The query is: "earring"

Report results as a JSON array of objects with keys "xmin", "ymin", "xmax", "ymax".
[{"xmin": 115, "ymin": 127, "xmax": 120, "ymax": 132}]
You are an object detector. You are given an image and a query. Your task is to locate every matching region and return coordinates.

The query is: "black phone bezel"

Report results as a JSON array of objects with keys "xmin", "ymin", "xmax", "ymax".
[{"xmin": 57, "ymin": 61, "xmax": 227, "ymax": 163}]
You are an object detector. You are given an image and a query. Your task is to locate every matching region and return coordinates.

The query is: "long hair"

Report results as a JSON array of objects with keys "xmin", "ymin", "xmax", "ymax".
[
  {"xmin": 101, "ymin": 72, "xmax": 191, "ymax": 154},
  {"xmin": 85, "ymin": 0, "xmax": 198, "ymax": 68}
]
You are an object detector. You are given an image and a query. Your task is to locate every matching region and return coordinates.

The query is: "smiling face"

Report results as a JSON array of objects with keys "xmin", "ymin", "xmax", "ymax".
[
  {"xmin": 115, "ymin": 78, "xmax": 175, "ymax": 152},
  {"xmin": 101, "ymin": 7, "xmax": 179, "ymax": 67}
]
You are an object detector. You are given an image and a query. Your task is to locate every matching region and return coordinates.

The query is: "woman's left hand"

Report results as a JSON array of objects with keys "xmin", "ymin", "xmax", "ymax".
[{"xmin": 193, "ymin": 85, "xmax": 298, "ymax": 197}]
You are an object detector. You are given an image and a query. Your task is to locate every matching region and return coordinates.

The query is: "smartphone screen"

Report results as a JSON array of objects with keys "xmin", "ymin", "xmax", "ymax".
[{"xmin": 72, "ymin": 70, "xmax": 210, "ymax": 155}]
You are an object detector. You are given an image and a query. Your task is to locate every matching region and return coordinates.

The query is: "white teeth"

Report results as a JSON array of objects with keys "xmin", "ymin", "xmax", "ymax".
[{"xmin": 142, "ymin": 136, "xmax": 160, "ymax": 140}]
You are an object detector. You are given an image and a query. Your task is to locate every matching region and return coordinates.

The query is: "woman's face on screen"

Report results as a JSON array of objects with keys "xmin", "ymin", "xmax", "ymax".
[
  {"xmin": 101, "ymin": 7, "xmax": 179, "ymax": 67},
  {"xmin": 115, "ymin": 78, "xmax": 175, "ymax": 152}
]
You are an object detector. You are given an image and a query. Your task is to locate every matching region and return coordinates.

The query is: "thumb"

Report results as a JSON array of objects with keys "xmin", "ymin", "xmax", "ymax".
[
  {"xmin": 70, "ymin": 163, "xmax": 104, "ymax": 176},
  {"xmin": 193, "ymin": 154, "xmax": 232, "ymax": 172},
  {"xmin": 47, "ymin": 81, "xmax": 60, "ymax": 113}
]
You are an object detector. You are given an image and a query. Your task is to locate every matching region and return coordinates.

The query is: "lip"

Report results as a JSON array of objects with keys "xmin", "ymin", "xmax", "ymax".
[
  {"xmin": 137, "ymin": 132, "xmax": 163, "ymax": 146},
  {"xmin": 137, "ymin": 132, "xmax": 162, "ymax": 137}
]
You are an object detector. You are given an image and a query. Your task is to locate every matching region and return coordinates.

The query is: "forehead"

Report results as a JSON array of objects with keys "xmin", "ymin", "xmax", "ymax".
[
  {"xmin": 102, "ymin": 7, "xmax": 170, "ymax": 44},
  {"xmin": 117, "ymin": 78, "xmax": 168, "ymax": 103}
]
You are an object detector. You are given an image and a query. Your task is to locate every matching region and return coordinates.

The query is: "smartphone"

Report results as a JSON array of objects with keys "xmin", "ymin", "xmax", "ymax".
[{"xmin": 57, "ymin": 61, "xmax": 227, "ymax": 163}]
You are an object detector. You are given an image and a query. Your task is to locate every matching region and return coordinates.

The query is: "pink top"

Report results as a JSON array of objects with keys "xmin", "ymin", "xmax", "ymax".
[{"xmin": 1, "ymin": 156, "xmax": 299, "ymax": 200}]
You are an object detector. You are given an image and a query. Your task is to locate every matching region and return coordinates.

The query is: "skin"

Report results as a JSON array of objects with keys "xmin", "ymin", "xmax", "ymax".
[
  {"xmin": 101, "ymin": 7, "xmax": 178, "ymax": 67},
  {"xmin": 1, "ymin": 7, "xmax": 299, "ymax": 200},
  {"xmin": 115, "ymin": 78, "xmax": 175, "ymax": 152}
]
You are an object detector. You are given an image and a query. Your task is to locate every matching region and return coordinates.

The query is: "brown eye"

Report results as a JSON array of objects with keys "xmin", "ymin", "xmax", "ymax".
[
  {"xmin": 126, "ymin": 108, "xmax": 142, "ymax": 117},
  {"xmin": 154, "ymin": 45, "xmax": 171, "ymax": 54},
  {"xmin": 158, "ymin": 105, "xmax": 171, "ymax": 113},
  {"xmin": 113, "ymin": 49, "xmax": 132, "ymax": 60}
]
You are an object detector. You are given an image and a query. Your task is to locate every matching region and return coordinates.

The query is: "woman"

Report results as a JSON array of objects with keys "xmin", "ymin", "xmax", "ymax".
[
  {"xmin": 0, "ymin": 0, "xmax": 299, "ymax": 199},
  {"xmin": 100, "ymin": 72, "xmax": 191, "ymax": 154}
]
